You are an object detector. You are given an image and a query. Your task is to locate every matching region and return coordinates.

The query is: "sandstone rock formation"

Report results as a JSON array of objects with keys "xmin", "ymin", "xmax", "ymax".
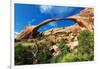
[
  {"xmin": 68, "ymin": 8, "xmax": 94, "ymax": 31},
  {"xmin": 16, "ymin": 25, "xmax": 40, "ymax": 40},
  {"xmin": 16, "ymin": 8, "xmax": 94, "ymax": 41},
  {"xmin": 43, "ymin": 24, "xmax": 80, "ymax": 51}
]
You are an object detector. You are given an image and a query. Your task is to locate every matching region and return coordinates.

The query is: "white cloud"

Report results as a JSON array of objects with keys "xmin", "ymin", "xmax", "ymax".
[
  {"xmin": 39, "ymin": 5, "xmax": 74, "ymax": 17},
  {"xmin": 53, "ymin": 7, "xmax": 74, "ymax": 17},
  {"xmin": 40, "ymin": 5, "xmax": 53, "ymax": 14},
  {"xmin": 48, "ymin": 22, "xmax": 57, "ymax": 27}
]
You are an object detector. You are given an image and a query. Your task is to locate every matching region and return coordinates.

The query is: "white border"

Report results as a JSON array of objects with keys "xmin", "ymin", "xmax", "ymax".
[
  {"xmin": 11, "ymin": 0, "xmax": 96, "ymax": 69},
  {"xmin": 0, "ymin": 0, "xmax": 10, "ymax": 69},
  {"xmin": 14, "ymin": 0, "xmax": 95, "ymax": 7},
  {"xmin": 11, "ymin": 0, "xmax": 14, "ymax": 69}
]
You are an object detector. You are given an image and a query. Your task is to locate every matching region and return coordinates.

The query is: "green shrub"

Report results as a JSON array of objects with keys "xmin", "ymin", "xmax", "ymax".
[
  {"xmin": 58, "ymin": 38, "xmax": 70, "ymax": 54},
  {"xmin": 58, "ymin": 53, "xmax": 78, "ymax": 62},
  {"xmin": 51, "ymin": 30, "xmax": 94, "ymax": 63},
  {"xmin": 58, "ymin": 52, "xmax": 93, "ymax": 63},
  {"xmin": 35, "ymin": 45, "xmax": 52, "ymax": 64},
  {"xmin": 78, "ymin": 30, "xmax": 94, "ymax": 60},
  {"xmin": 50, "ymin": 38, "xmax": 70, "ymax": 63},
  {"xmin": 15, "ymin": 44, "xmax": 33, "ymax": 65},
  {"xmin": 15, "ymin": 43, "xmax": 52, "ymax": 65}
]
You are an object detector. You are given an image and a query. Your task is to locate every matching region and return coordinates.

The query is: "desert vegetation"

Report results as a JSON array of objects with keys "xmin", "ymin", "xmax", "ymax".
[{"xmin": 15, "ymin": 30, "xmax": 94, "ymax": 65}]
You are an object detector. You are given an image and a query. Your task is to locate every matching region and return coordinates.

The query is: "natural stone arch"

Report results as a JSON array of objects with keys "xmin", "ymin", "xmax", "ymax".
[
  {"xmin": 17, "ymin": 8, "xmax": 94, "ymax": 40},
  {"xmin": 17, "ymin": 17, "xmax": 88, "ymax": 40},
  {"xmin": 32, "ymin": 17, "xmax": 88, "ymax": 32}
]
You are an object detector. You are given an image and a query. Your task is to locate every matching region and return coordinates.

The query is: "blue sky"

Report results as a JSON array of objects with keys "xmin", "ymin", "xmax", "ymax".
[{"xmin": 14, "ymin": 3, "xmax": 84, "ymax": 37}]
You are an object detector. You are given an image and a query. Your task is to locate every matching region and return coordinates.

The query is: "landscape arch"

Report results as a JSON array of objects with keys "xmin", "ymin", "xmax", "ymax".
[{"xmin": 17, "ymin": 17, "xmax": 93, "ymax": 40}]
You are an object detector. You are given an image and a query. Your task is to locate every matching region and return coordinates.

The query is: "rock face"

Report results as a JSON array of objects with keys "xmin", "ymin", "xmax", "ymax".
[
  {"xmin": 16, "ymin": 25, "xmax": 40, "ymax": 40},
  {"xmin": 43, "ymin": 24, "xmax": 80, "ymax": 52},
  {"xmin": 68, "ymin": 8, "xmax": 94, "ymax": 31},
  {"xmin": 44, "ymin": 24, "xmax": 81, "ymax": 36}
]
